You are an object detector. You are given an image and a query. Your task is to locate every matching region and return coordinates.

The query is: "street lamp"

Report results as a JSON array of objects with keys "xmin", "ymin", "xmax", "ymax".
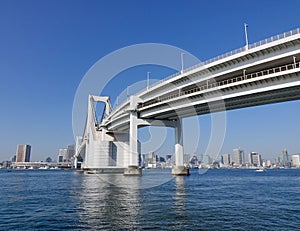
[
  {"xmin": 244, "ymin": 23, "xmax": 249, "ymax": 50},
  {"xmin": 181, "ymin": 52, "xmax": 185, "ymax": 74}
]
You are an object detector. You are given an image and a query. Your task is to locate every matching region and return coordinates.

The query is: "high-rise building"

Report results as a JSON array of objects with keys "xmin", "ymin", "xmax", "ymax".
[
  {"xmin": 282, "ymin": 149, "xmax": 289, "ymax": 166},
  {"xmin": 266, "ymin": 160, "xmax": 272, "ymax": 167},
  {"xmin": 165, "ymin": 154, "xmax": 173, "ymax": 167},
  {"xmin": 183, "ymin": 154, "xmax": 191, "ymax": 165},
  {"xmin": 222, "ymin": 154, "xmax": 231, "ymax": 165},
  {"xmin": 249, "ymin": 152, "xmax": 262, "ymax": 167},
  {"xmin": 147, "ymin": 152, "xmax": 156, "ymax": 163},
  {"xmin": 67, "ymin": 144, "xmax": 75, "ymax": 160},
  {"xmin": 11, "ymin": 155, "xmax": 16, "ymax": 162},
  {"xmin": 202, "ymin": 155, "xmax": 211, "ymax": 165},
  {"xmin": 58, "ymin": 148, "xmax": 68, "ymax": 162},
  {"xmin": 16, "ymin": 144, "xmax": 31, "ymax": 162},
  {"xmin": 233, "ymin": 148, "xmax": 244, "ymax": 166},
  {"xmin": 292, "ymin": 154, "xmax": 300, "ymax": 168},
  {"xmin": 166, "ymin": 154, "xmax": 172, "ymax": 160},
  {"xmin": 190, "ymin": 154, "xmax": 198, "ymax": 165}
]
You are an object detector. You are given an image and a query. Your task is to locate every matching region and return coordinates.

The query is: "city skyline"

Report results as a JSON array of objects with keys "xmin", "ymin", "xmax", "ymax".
[
  {"xmin": 1, "ymin": 0, "xmax": 300, "ymax": 161},
  {"xmin": 3, "ymin": 143, "xmax": 298, "ymax": 164}
]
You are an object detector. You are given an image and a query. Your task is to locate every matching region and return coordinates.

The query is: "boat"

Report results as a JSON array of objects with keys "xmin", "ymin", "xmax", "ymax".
[
  {"xmin": 255, "ymin": 168, "xmax": 266, "ymax": 172},
  {"xmin": 39, "ymin": 166, "xmax": 49, "ymax": 170},
  {"xmin": 50, "ymin": 167, "xmax": 59, "ymax": 170}
]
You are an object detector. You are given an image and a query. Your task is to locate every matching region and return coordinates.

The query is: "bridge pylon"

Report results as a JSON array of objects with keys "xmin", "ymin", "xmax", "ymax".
[{"xmin": 172, "ymin": 118, "xmax": 190, "ymax": 176}]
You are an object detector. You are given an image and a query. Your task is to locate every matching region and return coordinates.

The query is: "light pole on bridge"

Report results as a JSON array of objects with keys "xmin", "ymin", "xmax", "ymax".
[
  {"xmin": 181, "ymin": 52, "xmax": 185, "ymax": 74},
  {"xmin": 244, "ymin": 23, "xmax": 249, "ymax": 50}
]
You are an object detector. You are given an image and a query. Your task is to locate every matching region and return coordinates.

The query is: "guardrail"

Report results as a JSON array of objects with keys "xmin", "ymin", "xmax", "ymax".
[
  {"xmin": 111, "ymin": 28, "xmax": 300, "ymax": 113},
  {"xmin": 139, "ymin": 61, "xmax": 300, "ymax": 108}
]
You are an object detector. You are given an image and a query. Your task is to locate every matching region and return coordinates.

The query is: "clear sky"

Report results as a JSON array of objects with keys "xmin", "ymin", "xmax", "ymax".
[{"xmin": 1, "ymin": 0, "xmax": 300, "ymax": 161}]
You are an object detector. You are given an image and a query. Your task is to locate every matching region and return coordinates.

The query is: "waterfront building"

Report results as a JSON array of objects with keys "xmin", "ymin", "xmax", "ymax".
[
  {"xmin": 183, "ymin": 154, "xmax": 191, "ymax": 165},
  {"xmin": 274, "ymin": 156, "xmax": 281, "ymax": 166},
  {"xmin": 67, "ymin": 145, "xmax": 75, "ymax": 160},
  {"xmin": 266, "ymin": 160, "xmax": 272, "ymax": 168},
  {"xmin": 165, "ymin": 154, "xmax": 174, "ymax": 167},
  {"xmin": 222, "ymin": 154, "xmax": 231, "ymax": 165},
  {"xmin": 2, "ymin": 161, "xmax": 12, "ymax": 168},
  {"xmin": 11, "ymin": 155, "xmax": 16, "ymax": 162},
  {"xmin": 147, "ymin": 152, "xmax": 156, "ymax": 168},
  {"xmin": 201, "ymin": 155, "xmax": 211, "ymax": 165},
  {"xmin": 16, "ymin": 144, "xmax": 31, "ymax": 162},
  {"xmin": 140, "ymin": 154, "xmax": 146, "ymax": 168},
  {"xmin": 281, "ymin": 149, "xmax": 291, "ymax": 168},
  {"xmin": 262, "ymin": 160, "xmax": 272, "ymax": 168},
  {"xmin": 291, "ymin": 154, "xmax": 300, "ymax": 168},
  {"xmin": 166, "ymin": 154, "xmax": 172, "ymax": 160},
  {"xmin": 158, "ymin": 156, "xmax": 165, "ymax": 163},
  {"xmin": 233, "ymin": 148, "xmax": 245, "ymax": 166},
  {"xmin": 148, "ymin": 152, "xmax": 156, "ymax": 163},
  {"xmin": 282, "ymin": 149, "xmax": 289, "ymax": 167},
  {"xmin": 58, "ymin": 149, "xmax": 68, "ymax": 162},
  {"xmin": 190, "ymin": 154, "xmax": 198, "ymax": 165},
  {"xmin": 248, "ymin": 152, "xmax": 262, "ymax": 167}
]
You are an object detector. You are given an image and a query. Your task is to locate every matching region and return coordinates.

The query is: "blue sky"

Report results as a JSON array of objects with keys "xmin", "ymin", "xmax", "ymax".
[{"xmin": 0, "ymin": 0, "xmax": 300, "ymax": 161}]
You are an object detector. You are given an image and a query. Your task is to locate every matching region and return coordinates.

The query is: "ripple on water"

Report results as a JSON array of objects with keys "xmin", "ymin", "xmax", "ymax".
[{"xmin": 0, "ymin": 169, "xmax": 300, "ymax": 230}]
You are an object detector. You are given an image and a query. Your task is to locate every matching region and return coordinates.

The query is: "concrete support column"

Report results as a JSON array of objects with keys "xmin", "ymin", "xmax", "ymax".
[
  {"xmin": 175, "ymin": 119, "xmax": 184, "ymax": 166},
  {"xmin": 129, "ymin": 111, "xmax": 138, "ymax": 166},
  {"xmin": 124, "ymin": 111, "xmax": 142, "ymax": 176},
  {"xmin": 74, "ymin": 156, "xmax": 78, "ymax": 169},
  {"xmin": 172, "ymin": 118, "xmax": 190, "ymax": 176}
]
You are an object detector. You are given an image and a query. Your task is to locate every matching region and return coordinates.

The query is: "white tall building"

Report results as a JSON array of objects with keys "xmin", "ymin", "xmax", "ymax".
[
  {"xmin": 67, "ymin": 144, "xmax": 75, "ymax": 160},
  {"xmin": 282, "ymin": 149, "xmax": 289, "ymax": 166},
  {"xmin": 58, "ymin": 149, "xmax": 68, "ymax": 162},
  {"xmin": 233, "ymin": 148, "xmax": 245, "ymax": 166},
  {"xmin": 292, "ymin": 154, "xmax": 300, "ymax": 168},
  {"xmin": 16, "ymin": 144, "xmax": 31, "ymax": 162},
  {"xmin": 249, "ymin": 152, "xmax": 262, "ymax": 167},
  {"xmin": 222, "ymin": 154, "xmax": 231, "ymax": 165}
]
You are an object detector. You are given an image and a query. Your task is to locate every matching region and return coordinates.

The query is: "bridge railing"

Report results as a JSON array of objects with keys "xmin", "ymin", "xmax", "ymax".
[
  {"xmin": 110, "ymin": 28, "xmax": 300, "ymax": 114},
  {"xmin": 149, "ymin": 28, "xmax": 300, "ymax": 88},
  {"xmin": 139, "ymin": 61, "xmax": 300, "ymax": 108},
  {"xmin": 249, "ymin": 28, "xmax": 300, "ymax": 49}
]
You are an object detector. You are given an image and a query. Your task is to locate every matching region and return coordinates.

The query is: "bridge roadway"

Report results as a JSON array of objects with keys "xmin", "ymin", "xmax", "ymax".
[
  {"xmin": 75, "ymin": 28, "xmax": 300, "ymax": 176},
  {"xmin": 104, "ymin": 29, "xmax": 300, "ymax": 131}
]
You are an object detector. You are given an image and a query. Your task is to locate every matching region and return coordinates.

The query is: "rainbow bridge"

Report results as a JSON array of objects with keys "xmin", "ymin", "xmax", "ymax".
[{"xmin": 74, "ymin": 28, "xmax": 300, "ymax": 176}]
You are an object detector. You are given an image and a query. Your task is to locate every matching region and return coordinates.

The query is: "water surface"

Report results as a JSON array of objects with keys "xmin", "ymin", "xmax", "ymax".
[{"xmin": 1, "ymin": 169, "xmax": 299, "ymax": 230}]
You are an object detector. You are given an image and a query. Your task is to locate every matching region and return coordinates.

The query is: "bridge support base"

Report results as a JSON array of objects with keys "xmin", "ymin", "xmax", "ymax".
[
  {"xmin": 172, "ymin": 166, "xmax": 190, "ymax": 176},
  {"xmin": 124, "ymin": 165, "xmax": 142, "ymax": 176}
]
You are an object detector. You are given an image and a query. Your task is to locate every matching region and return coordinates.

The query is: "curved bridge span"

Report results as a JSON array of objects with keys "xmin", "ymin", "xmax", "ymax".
[{"xmin": 75, "ymin": 28, "xmax": 300, "ymax": 176}]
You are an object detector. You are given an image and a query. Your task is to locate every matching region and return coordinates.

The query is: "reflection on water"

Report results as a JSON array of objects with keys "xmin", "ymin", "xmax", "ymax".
[
  {"xmin": 93, "ymin": 168, "xmax": 174, "ymax": 189},
  {"xmin": 1, "ymin": 169, "xmax": 300, "ymax": 230},
  {"xmin": 173, "ymin": 177, "xmax": 186, "ymax": 216},
  {"xmin": 77, "ymin": 174, "xmax": 142, "ymax": 230}
]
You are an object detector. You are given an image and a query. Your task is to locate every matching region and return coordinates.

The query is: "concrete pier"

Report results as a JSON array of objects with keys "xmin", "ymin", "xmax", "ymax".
[
  {"xmin": 124, "ymin": 165, "xmax": 142, "ymax": 176},
  {"xmin": 172, "ymin": 166, "xmax": 190, "ymax": 176}
]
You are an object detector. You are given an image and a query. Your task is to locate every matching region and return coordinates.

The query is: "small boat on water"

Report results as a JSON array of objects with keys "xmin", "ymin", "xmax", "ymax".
[
  {"xmin": 39, "ymin": 166, "xmax": 49, "ymax": 170},
  {"xmin": 255, "ymin": 168, "xmax": 266, "ymax": 172}
]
